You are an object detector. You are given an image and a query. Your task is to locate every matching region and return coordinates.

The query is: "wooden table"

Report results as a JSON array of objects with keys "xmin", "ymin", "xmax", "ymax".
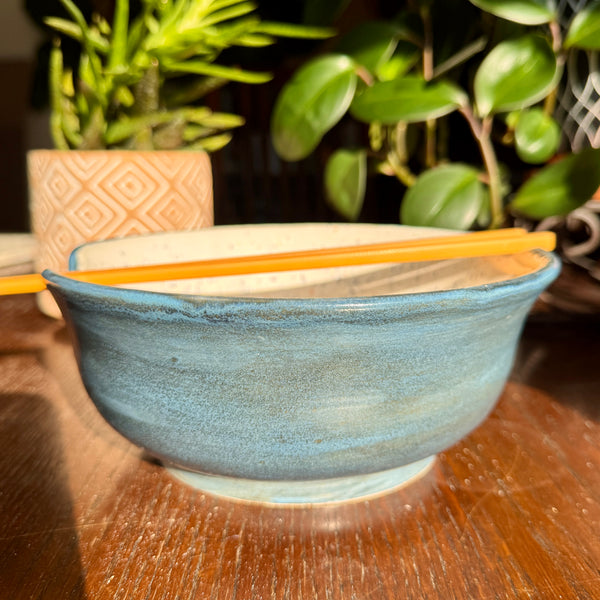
[{"xmin": 1, "ymin": 292, "xmax": 599, "ymax": 599}]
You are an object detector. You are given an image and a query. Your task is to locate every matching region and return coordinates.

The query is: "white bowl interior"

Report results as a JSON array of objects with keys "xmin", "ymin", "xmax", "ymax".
[{"xmin": 70, "ymin": 223, "xmax": 550, "ymax": 298}]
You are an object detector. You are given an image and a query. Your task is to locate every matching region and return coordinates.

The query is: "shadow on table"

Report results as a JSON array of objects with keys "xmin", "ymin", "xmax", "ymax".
[
  {"xmin": 512, "ymin": 315, "xmax": 600, "ymax": 421},
  {"xmin": 40, "ymin": 325, "xmax": 135, "ymax": 453},
  {"xmin": 0, "ymin": 392, "xmax": 88, "ymax": 599}
]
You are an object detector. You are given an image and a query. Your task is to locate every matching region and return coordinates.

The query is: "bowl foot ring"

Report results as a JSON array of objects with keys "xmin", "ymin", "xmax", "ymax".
[{"xmin": 165, "ymin": 455, "xmax": 435, "ymax": 505}]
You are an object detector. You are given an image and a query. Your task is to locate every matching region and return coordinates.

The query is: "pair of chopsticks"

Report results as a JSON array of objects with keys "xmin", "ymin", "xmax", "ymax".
[{"xmin": 0, "ymin": 227, "xmax": 555, "ymax": 296}]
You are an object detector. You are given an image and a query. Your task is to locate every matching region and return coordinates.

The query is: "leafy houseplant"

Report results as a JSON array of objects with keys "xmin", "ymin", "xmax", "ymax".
[
  {"xmin": 28, "ymin": 0, "xmax": 329, "ymax": 318},
  {"xmin": 45, "ymin": 0, "xmax": 330, "ymax": 151},
  {"xmin": 271, "ymin": 0, "xmax": 600, "ymax": 230}
]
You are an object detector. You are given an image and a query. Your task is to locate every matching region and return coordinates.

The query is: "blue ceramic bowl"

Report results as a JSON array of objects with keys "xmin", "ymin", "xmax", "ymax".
[{"xmin": 44, "ymin": 224, "xmax": 560, "ymax": 503}]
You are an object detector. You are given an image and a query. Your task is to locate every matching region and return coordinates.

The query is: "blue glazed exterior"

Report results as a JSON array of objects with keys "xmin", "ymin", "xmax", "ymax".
[{"xmin": 44, "ymin": 252, "xmax": 560, "ymax": 483}]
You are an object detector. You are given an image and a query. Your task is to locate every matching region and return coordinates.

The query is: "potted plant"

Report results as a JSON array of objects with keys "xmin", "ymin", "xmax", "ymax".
[
  {"xmin": 270, "ymin": 0, "xmax": 600, "ymax": 232},
  {"xmin": 28, "ymin": 0, "xmax": 329, "ymax": 316}
]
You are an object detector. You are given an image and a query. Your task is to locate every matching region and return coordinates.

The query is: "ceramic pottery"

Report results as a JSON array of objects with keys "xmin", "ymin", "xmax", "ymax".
[
  {"xmin": 44, "ymin": 224, "xmax": 561, "ymax": 504},
  {"xmin": 28, "ymin": 149, "xmax": 213, "ymax": 317}
]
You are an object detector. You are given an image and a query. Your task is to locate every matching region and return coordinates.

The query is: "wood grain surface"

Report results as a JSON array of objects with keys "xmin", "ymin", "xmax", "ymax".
[{"xmin": 1, "ymin": 294, "xmax": 599, "ymax": 599}]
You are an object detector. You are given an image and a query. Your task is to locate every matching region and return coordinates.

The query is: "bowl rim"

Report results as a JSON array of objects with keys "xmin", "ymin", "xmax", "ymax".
[
  {"xmin": 43, "ymin": 250, "xmax": 561, "ymax": 319},
  {"xmin": 47, "ymin": 222, "xmax": 561, "ymax": 315}
]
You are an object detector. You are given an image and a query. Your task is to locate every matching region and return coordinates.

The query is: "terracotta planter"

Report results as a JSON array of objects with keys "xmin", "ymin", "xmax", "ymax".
[{"xmin": 28, "ymin": 150, "xmax": 213, "ymax": 317}]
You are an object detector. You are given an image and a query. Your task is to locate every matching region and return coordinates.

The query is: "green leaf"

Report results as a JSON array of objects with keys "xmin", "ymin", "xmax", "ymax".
[
  {"xmin": 400, "ymin": 164, "xmax": 487, "ymax": 230},
  {"xmin": 106, "ymin": 115, "xmax": 171, "ymax": 145},
  {"xmin": 197, "ymin": 112, "xmax": 245, "ymax": 129},
  {"xmin": 510, "ymin": 148, "xmax": 600, "ymax": 218},
  {"xmin": 43, "ymin": 17, "xmax": 111, "ymax": 53},
  {"xmin": 256, "ymin": 21, "xmax": 334, "ymax": 39},
  {"xmin": 474, "ymin": 34, "xmax": 559, "ymax": 117},
  {"xmin": 105, "ymin": 107, "xmax": 213, "ymax": 144},
  {"xmin": 187, "ymin": 133, "xmax": 233, "ymax": 152},
  {"xmin": 350, "ymin": 76, "xmax": 466, "ymax": 124},
  {"xmin": 376, "ymin": 42, "xmax": 419, "ymax": 81},
  {"xmin": 514, "ymin": 108, "xmax": 560, "ymax": 164},
  {"xmin": 468, "ymin": 0, "xmax": 556, "ymax": 24},
  {"xmin": 564, "ymin": 1, "xmax": 600, "ymax": 49},
  {"xmin": 127, "ymin": 15, "xmax": 150, "ymax": 56},
  {"xmin": 235, "ymin": 33, "xmax": 276, "ymax": 47},
  {"xmin": 271, "ymin": 54, "xmax": 358, "ymax": 161},
  {"xmin": 197, "ymin": 2, "xmax": 257, "ymax": 28},
  {"xmin": 324, "ymin": 149, "xmax": 367, "ymax": 221},
  {"xmin": 336, "ymin": 21, "xmax": 400, "ymax": 74},
  {"xmin": 114, "ymin": 85, "xmax": 135, "ymax": 108},
  {"xmin": 58, "ymin": 0, "xmax": 104, "ymax": 90},
  {"xmin": 210, "ymin": 0, "xmax": 254, "ymax": 11},
  {"xmin": 165, "ymin": 60, "xmax": 273, "ymax": 83}
]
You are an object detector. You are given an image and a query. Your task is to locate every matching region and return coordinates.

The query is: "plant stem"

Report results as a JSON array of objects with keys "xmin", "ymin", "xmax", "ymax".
[
  {"xmin": 387, "ymin": 152, "xmax": 417, "ymax": 188},
  {"xmin": 459, "ymin": 106, "xmax": 504, "ymax": 228},
  {"xmin": 420, "ymin": 3, "xmax": 436, "ymax": 168},
  {"xmin": 433, "ymin": 37, "xmax": 487, "ymax": 79},
  {"xmin": 382, "ymin": 123, "xmax": 417, "ymax": 187},
  {"xmin": 548, "ymin": 18, "xmax": 562, "ymax": 53},
  {"xmin": 355, "ymin": 65, "xmax": 374, "ymax": 86},
  {"xmin": 424, "ymin": 119, "xmax": 436, "ymax": 168},
  {"xmin": 108, "ymin": 0, "xmax": 129, "ymax": 71},
  {"xmin": 163, "ymin": 76, "xmax": 228, "ymax": 108},
  {"xmin": 80, "ymin": 106, "xmax": 105, "ymax": 148},
  {"xmin": 133, "ymin": 61, "xmax": 161, "ymax": 149},
  {"xmin": 49, "ymin": 41, "xmax": 70, "ymax": 150},
  {"xmin": 393, "ymin": 122, "xmax": 409, "ymax": 164},
  {"xmin": 543, "ymin": 19, "xmax": 564, "ymax": 117},
  {"xmin": 421, "ymin": 7, "xmax": 434, "ymax": 80}
]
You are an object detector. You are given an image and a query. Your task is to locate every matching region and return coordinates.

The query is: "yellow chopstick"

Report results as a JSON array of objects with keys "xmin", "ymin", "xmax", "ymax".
[{"xmin": 0, "ymin": 228, "xmax": 555, "ymax": 296}]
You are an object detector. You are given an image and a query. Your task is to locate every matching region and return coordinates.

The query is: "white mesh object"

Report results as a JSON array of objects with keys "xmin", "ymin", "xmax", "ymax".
[
  {"xmin": 555, "ymin": 0, "xmax": 600, "ymax": 150},
  {"xmin": 532, "ymin": 1, "xmax": 600, "ymax": 297}
]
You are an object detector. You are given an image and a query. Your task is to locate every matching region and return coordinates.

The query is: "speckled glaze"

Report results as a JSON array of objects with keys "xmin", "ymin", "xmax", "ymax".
[{"xmin": 44, "ymin": 224, "xmax": 561, "ymax": 504}]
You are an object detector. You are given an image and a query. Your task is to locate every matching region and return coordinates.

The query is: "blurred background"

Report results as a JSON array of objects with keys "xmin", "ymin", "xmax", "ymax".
[
  {"xmin": 3, "ymin": 1, "xmax": 599, "ymax": 241},
  {"xmin": 0, "ymin": 0, "xmax": 405, "ymax": 233}
]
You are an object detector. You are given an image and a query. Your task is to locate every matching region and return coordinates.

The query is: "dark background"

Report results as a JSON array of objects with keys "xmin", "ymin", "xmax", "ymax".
[{"xmin": 3, "ymin": 0, "xmax": 491, "ymax": 232}]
